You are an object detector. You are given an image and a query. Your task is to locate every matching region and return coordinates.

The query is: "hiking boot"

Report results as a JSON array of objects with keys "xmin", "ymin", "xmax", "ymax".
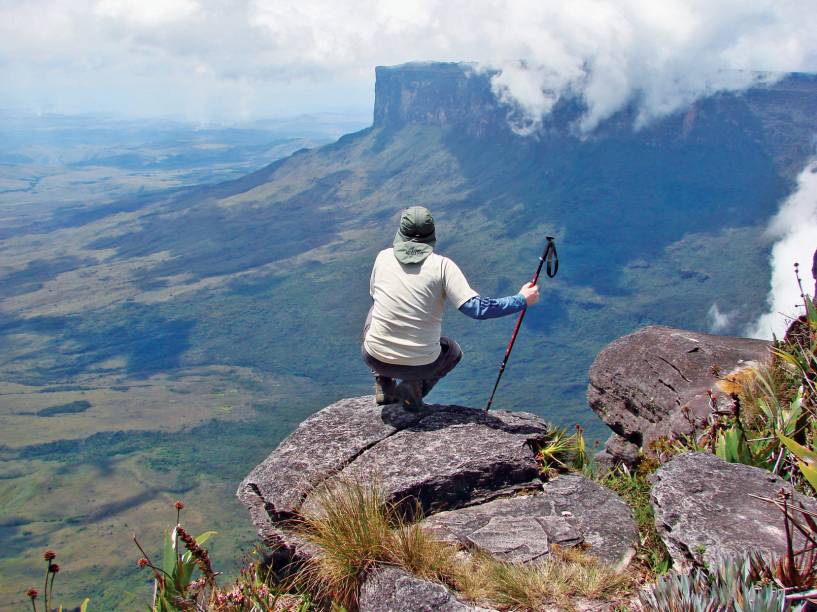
[
  {"xmin": 374, "ymin": 376, "xmax": 398, "ymax": 405},
  {"xmin": 396, "ymin": 379, "xmax": 424, "ymax": 412}
]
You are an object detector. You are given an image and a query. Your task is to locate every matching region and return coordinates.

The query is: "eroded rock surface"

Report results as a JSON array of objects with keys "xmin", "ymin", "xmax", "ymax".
[
  {"xmin": 303, "ymin": 406, "xmax": 549, "ymax": 517},
  {"xmin": 237, "ymin": 396, "xmax": 424, "ymax": 550},
  {"xmin": 239, "ymin": 397, "xmax": 423, "ymax": 519},
  {"xmin": 238, "ymin": 395, "xmax": 637, "ymax": 605},
  {"xmin": 652, "ymin": 452, "xmax": 817, "ymax": 570},
  {"xmin": 589, "ymin": 325, "xmax": 769, "ymax": 462},
  {"xmin": 359, "ymin": 567, "xmax": 493, "ymax": 612},
  {"xmin": 422, "ymin": 474, "xmax": 636, "ymax": 566}
]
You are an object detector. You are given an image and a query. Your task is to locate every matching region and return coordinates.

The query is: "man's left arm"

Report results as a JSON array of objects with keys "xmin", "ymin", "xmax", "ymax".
[{"xmin": 459, "ymin": 294, "xmax": 526, "ymax": 319}]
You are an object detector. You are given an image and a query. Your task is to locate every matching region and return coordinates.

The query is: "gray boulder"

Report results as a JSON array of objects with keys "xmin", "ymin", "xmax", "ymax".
[
  {"xmin": 422, "ymin": 474, "xmax": 636, "ymax": 567},
  {"xmin": 237, "ymin": 396, "xmax": 424, "ymax": 548},
  {"xmin": 359, "ymin": 567, "xmax": 493, "ymax": 612},
  {"xmin": 589, "ymin": 326, "xmax": 769, "ymax": 461},
  {"xmin": 238, "ymin": 397, "xmax": 550, "ymax": 566},
  {"xmin": 238, "ymin": 397, "xmax": 424, "ymax": 520},
  {"xmin": 595, "ymin": 433, "xmax": 641, "ymax": 472},
  {"xmin": 652, "ymin": 452, "xmax": 817, "ymax": 570},
  {"xmin": 300, "ymin": 405, "xmax": 549, "ymax": 517}
]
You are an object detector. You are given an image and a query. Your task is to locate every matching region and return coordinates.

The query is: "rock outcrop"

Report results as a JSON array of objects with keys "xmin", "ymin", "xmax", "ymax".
[
  {"xmin": 373, "ymin": 63, "xmax": 504, "ymax": 135},
  {"xmin": 238, "ymin": 320, "xmax": 806, "ymax": 608},
  {"xmin": 300, "ymin": 406, "xmax": 550, "ymax": 517},
  {"xmin": 237, "ymin": 397, "xmax": 426, "ymax": 562},
  {"xmin": 588, "ymin": 325, "xmax": 770, "ymax": 465},
  {"xmin": 422, "ymin": 474, "xmax": 636, "ymax": 567},
  {"xmin": 238, "ymin": 397, "xmax": 637, "ymax": 581},
  {"xmin": 652, "ymin": 452, "xmax": 817, "ymax": 570},
  {"xmin": 359, "ymin": 567, "xmax": 492, "ymax": 612}
]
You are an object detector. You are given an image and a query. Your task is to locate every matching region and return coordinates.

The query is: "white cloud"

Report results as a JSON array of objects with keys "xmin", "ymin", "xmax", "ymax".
[
  {"xmin": 708, "ymin": 303, "xmax": 734, "ymax": 334},
  {"xmin": 94, "ymin": 0, "xmax": 200, "ymax": 26},
  {"xmin": 748, "ymin": 161, "xmax": 817, "ymax": 340},
  {"xmin": 1, "ymin": 1, "xmax": 817, "ymax": 123}
]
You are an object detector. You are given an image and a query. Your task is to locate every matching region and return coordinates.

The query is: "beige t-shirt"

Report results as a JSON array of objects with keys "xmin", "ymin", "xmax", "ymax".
[{"xmin": 364, "ymin": 248, "xmax": 478, "ymax": 365}]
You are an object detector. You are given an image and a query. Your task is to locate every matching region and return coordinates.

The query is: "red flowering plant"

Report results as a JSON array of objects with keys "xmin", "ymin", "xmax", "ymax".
[
  {"xmin": 133, "ymin": 499, "xmax": 218, "ymax": 611},
  {"xmin": 24, "ymin": 550, "xmax": 89, "ymax": 612}
]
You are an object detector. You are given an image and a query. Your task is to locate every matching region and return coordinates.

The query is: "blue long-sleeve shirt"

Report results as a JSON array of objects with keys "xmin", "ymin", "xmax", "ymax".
[{"xmin": 458, "ymin": 294, "xmax": 526, "ymax": 320}]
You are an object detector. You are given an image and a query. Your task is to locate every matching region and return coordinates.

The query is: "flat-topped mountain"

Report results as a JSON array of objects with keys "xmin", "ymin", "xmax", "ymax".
[{"xmin": 374, "ymin": 63, "xmax": 817, "ymax": 160}]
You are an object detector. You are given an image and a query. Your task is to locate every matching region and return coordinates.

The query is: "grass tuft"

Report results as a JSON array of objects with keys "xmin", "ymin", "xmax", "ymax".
[
  {"xmin": 601, "ymin": 466, "xmax": 672, "ymax": 577},
  {"xmin": 296, "ymin": 479, "xmax": 394, "ymax": 608},
  {"xmin": 456, "ymin": 546, "xmax": 630, "ymax": 610},
  {"xmin": 297, "ymin": 478, "xmax": 632, "ymax": 610}
]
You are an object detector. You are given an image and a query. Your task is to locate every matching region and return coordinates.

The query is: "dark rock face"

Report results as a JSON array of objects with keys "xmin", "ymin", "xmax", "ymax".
[
  {"xmin": 373, "ymin": 63, "xmax": 504, "ymax": 135},
  {"xmin": 359, "ymin": 567, "xmax": 491, "ymax": 612},
  {"xmin": 302, "ymin": 406, "xmax": 549, "ymax": 517},
  {"xmin": 595, "ymin": 433, "xmax": 641, "ymax": 471},
  {"xmin": 588, "ymin": 325, "xmax": 769, "ymax": 461},
  {"xmin": 372, "ymin": 63, "xmax": 817, "ymax": 169},
  {"xmin": 652, "ymin": 452, "xmax": 817, "ymax": 570},
  {"xmin": 812, "ymin": 247, "xmax": 817, "ymax": 295},
  {"xmin": 422, "ymin": 474, "xmax": 636, "ymax": 567}
]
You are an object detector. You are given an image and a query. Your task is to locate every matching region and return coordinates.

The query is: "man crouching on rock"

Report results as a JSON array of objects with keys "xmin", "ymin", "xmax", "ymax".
[{"xmin": 362, "ymin": 206, "xmax": 540, "ymax": 412}]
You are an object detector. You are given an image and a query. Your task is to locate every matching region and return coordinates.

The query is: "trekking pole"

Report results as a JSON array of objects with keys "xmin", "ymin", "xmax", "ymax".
[{"xmin": 485, "ymin": 236, "xmax": 558, "ymax": 411}]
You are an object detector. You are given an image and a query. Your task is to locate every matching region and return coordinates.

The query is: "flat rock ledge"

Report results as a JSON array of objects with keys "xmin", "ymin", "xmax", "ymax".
[
  {"xmin": 238, "ymin": 397, "xmax": 550, "ymax": 561},
  {"xmin": 300, "ymin": 404, "xmax": 551, "ymax": 517},
  {"xmin": 238, "ymin": 396, "xmax": 637, "ymax": 582},
  {"xmin": 422, "ymin": 474, "xmax": 636, "ymax": 568},
  {"xmin": 652, "ymin": 452, "xmax": 817, "ymax": 570},
  {"xmin": 588, "ymin": 325, "xmax": 770, "ymax": 466}
]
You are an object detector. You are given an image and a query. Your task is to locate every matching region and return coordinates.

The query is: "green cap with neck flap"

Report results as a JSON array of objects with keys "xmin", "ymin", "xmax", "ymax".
[{"xmin": 393, "ymin": 206, "xmax": 436, "ymax": 264}]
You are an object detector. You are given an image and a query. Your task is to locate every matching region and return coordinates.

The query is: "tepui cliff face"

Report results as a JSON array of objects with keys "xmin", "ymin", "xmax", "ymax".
[{"xmin": 373, "ymin": 62, "xmax": 817, "ymax": 163}]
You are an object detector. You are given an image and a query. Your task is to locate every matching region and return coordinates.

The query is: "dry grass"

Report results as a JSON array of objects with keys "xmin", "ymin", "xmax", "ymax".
[
  {"xmin": 455, "ymin": 546, "xmax": 631, "ymax": 611},
  {"xmin": 296, "ymin": 479, "xmax": 395, "ymax": 608},
  {"xmin": 297, "ymin": 479, "xmax": 632, "ymax": 610},
  {"xmin": 385, "ymin": 521, "xmax": 461, "ymax": 584}
]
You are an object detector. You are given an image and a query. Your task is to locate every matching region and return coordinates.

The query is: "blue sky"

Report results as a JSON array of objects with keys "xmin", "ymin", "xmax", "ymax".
[{"xmin": 2, "ymin": 0, "xmax": 817, "ymax": 126}]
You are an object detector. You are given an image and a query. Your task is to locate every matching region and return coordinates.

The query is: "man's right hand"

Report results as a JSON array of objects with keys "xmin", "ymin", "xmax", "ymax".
[{"xmin": 519, "ymin": 282, "xmax": 540, "ymax": 305}]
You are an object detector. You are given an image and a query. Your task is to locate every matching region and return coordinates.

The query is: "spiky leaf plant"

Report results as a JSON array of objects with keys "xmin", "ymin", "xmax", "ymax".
[{"xmin": 640, "ymin": 555, "xmax": 798, "ymax": 612}]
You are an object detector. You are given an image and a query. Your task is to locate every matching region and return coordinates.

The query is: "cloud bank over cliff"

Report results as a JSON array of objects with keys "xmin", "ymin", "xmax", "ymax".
[
  {"xmin": 749, "ymin": 161, "xmax": 817, "ymax": 340},
  {"xmin": 2, "ymin": 1, "xmax": 817, "ymax": 125}
]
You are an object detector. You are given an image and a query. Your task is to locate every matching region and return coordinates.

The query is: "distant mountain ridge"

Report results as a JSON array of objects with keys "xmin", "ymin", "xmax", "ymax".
[{"xmin": 374, "ymin": 63, "xmax": 817, "ymax": 162}]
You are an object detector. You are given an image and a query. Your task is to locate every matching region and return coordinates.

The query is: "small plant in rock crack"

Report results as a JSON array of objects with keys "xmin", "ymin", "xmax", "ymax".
[
  {"xmin": 751, "ymin": 488, "xmax": 817, "ymax": 595},
  {"xmin": 535, "ymin": 423, "xmax": 590, "ymax": 476},
  {"xmin": 601, "ymin": 465, "xmax": 672, "ymax": 576}
]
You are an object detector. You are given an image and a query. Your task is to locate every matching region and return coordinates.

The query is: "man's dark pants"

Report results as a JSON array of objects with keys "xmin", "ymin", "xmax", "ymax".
[{"xmin": 362, "ymin": 310, "xmax": 462, "ymax": 396}]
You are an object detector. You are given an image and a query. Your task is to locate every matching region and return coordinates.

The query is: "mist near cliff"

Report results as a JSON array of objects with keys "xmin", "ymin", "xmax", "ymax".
[
  {"xmin": 2, "ymin": 1, "xmax": 817, "ymax": 128},
  {"xmin": 749, "ymin": 161, "xmax": 817, "ymax": 340}
]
